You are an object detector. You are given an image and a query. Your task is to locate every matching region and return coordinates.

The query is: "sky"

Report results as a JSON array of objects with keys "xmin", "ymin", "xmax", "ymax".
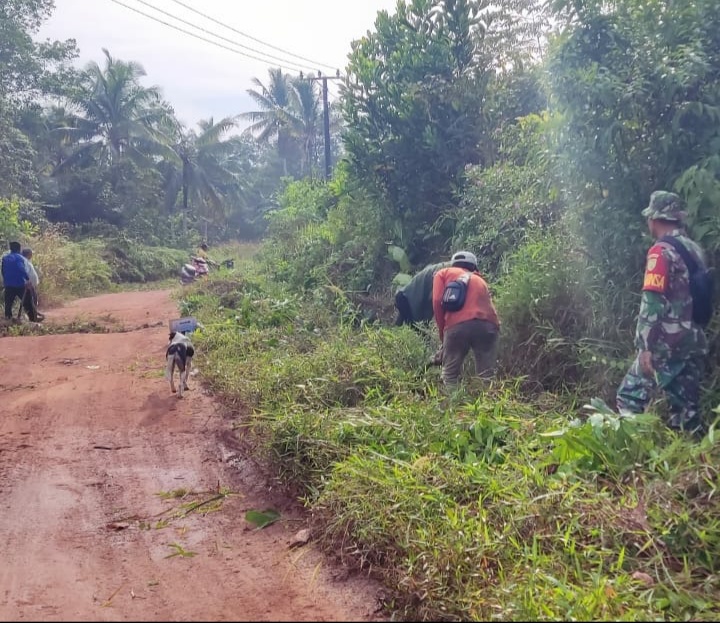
[{"xmin": 37, "ymin": 0, "xmax": 398, "ymax": 128}]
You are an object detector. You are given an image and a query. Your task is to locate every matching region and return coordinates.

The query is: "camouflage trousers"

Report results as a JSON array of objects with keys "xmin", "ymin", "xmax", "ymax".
[{"xmin": 616, "ymin": 354, "xmax": 704, "ymax": 435}]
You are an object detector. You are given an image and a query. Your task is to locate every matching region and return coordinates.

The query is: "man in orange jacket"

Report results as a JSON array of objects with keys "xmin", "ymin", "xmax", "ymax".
[{"xmin": 432, "ymin": 250, "xmax": 500, "ymax": 388}]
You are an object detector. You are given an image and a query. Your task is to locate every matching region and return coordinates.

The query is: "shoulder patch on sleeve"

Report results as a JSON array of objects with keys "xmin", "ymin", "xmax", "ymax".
[{"xmin": 642, "ymin": 244, "xmax": 668, "ymax": 293}]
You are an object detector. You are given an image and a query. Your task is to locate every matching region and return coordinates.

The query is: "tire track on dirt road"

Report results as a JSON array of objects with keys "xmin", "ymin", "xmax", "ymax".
[{"xmin": 0, "ymin": 290, "xmax": 383, "ymax": 621}]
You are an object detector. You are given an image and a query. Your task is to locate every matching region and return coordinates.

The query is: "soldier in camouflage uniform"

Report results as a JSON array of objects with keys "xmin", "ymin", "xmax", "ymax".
[{"xmin": 616, "ymin": 191, "xmax": 708, "ymax": 435}]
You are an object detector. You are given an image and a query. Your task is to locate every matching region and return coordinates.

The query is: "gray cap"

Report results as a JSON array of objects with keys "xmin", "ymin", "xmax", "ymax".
[{"xmin": 451, "ymin": 250, "xmax": 478, "ymax": 268}]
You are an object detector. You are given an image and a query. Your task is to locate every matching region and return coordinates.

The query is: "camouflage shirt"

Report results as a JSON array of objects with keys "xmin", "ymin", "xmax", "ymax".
[{"xmin": 635, "ymin": 229, "xmax": 708, "ymax": 360}]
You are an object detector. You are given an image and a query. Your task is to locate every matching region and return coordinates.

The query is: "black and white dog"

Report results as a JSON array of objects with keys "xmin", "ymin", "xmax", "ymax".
[{"xmin": 165, "ymin": 331, "xmax": 195, "ymax": 398}]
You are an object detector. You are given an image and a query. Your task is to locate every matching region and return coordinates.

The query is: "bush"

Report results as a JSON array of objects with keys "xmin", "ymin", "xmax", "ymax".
[
  {"xmin": 492, "ymin": 230, "xmax": 633, "ymax": 397},
  {"xmin": 101, "ymin": 237, "xmax": 188, "ymax": 283},
  {"xmin": 30, "ymin": 228, "xmax": 113, "ymax": 304},
  {"xmin": 452, "ymin": 114, "xmax": 563, "ymax": 280},
  {"xmin": 0, "ymin": 196, "xmax": 35, "ymax": 243},
  {"xmin": 190, "ymin": 266, "xmax": 720, "ymax": 622},
  {"xmin": 6, "ymin": 229, "xmax": 192, "ymax": 307},
  {"xmin": 453, "ymin": 161, "xmax": 561, "ymax": 279},
  {"xmin": 260, "ymin": 174, "xmax": 393, "ymax": 296}
]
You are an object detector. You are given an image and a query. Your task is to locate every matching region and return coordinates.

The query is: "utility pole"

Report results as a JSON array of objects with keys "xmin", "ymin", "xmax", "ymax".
[{"xmin": 307, "ymin": 70, "xmax": 342, "ymax": 180}]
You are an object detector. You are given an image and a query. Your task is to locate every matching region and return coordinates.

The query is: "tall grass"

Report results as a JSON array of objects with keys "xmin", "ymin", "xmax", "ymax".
[
  {"xmin": 101, "ymin": 237, "xmax": 188, "ymax": 283},
  {"xmin": 31, "ymin": 229, "xmax": 113, "ymax": 305},
  {"xmin": 187, "ymin": 266, "xmax": 720, "ymax": 622},
  {"xmin": 12, "ymin": 229, "xmax": 205, "ymax": 307},
  {"xmin": 492, "ymin": 232, "xmax": 641, "ymax": 403}
]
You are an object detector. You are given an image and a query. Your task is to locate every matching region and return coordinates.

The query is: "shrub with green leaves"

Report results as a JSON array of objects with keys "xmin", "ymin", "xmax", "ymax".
[
  {"xmin": 492, "ymin": 230, "xmax": 633, "ymax": 398},
  {"xmin": 191, "ymin": 266, "xmax": 720, "ymax": 622},
  {"xmin": 452, "ymin": 113, "xmax": 563, "ymax": 280},
  {"xmin": 260, "ymin": 171, "xmax": 394, "ymax": 296},
  {"xmin": 29, "ymin": 229, "xmax": 112, "ymax": 303},
  {"xmin": 102, "ymin": 238, "xmax": 188, "ymax": 283},
  {"xmin": 11, "ymin": 229, "xmax": 193, "ymax": 306},
  {"xmin": 0, "ymin": 197, "xmax": 35, "ymax": 243}
]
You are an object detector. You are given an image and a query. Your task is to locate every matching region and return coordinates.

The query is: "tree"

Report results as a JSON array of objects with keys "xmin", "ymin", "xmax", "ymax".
[
  {"xmin": 161, "ymin": 116, "xmax": 240, "ymax": 236},
  {"xmin": 342, "ymin": 0, "xmax": 490, "ymax": 261},
  {"xmin": 341, "ymin": 0, "xmax": 552, "ymax": 263},
  {"xmin": 17, "ymin": 104, "xmax": 77, "ymax": 176},
  {"xmin": 242, "ymin": 68, "xmax": 329, "ymax": 179},
  {"xmin": 209, "ymin": 134, "xmax": 288, "ymax": 240},
  {"xmin": 288, "ymin": 78, "xmax": 322, "ymax": 177},
  {"xmin": 0, "ymin": 105, "xmax": 39, "ymax": 199},
  {"xmin": 0, "ymin": 0, "xmax": 76, "ymax": 205},
  {"xmin": 546, "ymin": 0, "xmax": 720, "ymax": 281},
  {"xmin": 241, "ymin": 68, "xmax": 298, "ymax": 176},
  {"xmin": 57, "ymin": 49, "xmax": 171, "ymax": 170},
  {"xmin": 0, "ymin": 0, "xmax": 77, "ymax": 103}
]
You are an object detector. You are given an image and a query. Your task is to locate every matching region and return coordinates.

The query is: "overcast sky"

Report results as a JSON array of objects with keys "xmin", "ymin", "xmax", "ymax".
[{"xmin": 37, "ymin": 0, "xmax": 398, "ymax": 128}]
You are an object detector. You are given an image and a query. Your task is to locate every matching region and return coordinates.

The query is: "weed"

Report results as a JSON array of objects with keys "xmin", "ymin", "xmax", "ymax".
[
  {"xmin": 191, "ymin": 266, "xmax": 720, "ymax": 621},
  {"xmin": 156, "ymin": 488, "xmax": 191, "ymax": 500},
  {"xmin": 165, "ymin": 543, "xmax": 196, "ymax": 559}
]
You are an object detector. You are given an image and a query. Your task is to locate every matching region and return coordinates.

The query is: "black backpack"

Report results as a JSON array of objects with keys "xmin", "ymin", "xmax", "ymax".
[
  {"xmin": 660, "ymin": 236, "xmax": 715, "ymax": 327},
  {"xmin": 441, "ymin": 272, "xmax": 471, "ymax": 312}
]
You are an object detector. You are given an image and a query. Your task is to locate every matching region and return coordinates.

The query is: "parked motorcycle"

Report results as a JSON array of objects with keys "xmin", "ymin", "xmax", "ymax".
[
  {"xmin": 179, "ymin": 256, "xmax": 235, "ymax": 285},
  {"xmin": 179, "ymin": 257, "xmax": 209, "ymax": 285}
]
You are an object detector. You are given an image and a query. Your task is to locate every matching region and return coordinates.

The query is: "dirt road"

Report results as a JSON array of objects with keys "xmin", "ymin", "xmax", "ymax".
[{"xmin": 0, "ymin": 290, "xmax": 382, "ymax": 621}]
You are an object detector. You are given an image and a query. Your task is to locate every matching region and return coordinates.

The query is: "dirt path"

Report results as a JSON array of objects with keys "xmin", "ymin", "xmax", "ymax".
[{"xmin": 0, "ymin": 290, "xmax": 383, "ymax": 622}]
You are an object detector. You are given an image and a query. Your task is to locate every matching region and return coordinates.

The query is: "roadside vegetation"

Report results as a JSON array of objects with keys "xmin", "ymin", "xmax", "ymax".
[
  {"xmin": 1, "ymin": 198, "xmax": 187, "ymax": 305},
  {"xmin": 183, "ymin": 260, "xmax": 720, "ymax": 621},
  {"xmin": 3, "ymin": 0, "xmax": 720, "ymax": 620}
]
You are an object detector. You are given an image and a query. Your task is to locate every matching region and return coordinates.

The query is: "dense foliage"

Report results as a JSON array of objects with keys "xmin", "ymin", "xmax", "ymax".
[
  {"xmin": 4, "ymin": 0, "xmax": 720, "ymax": 619},
  {"xmin": 0, "ymin": 2, "xmax": 341, "ymax": 249},
  {"xmin": 184, "ymin": 264, "xmax": 720, "ymax": 622}
]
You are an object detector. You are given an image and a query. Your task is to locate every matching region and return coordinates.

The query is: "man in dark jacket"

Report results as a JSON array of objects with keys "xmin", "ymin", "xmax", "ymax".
[
  {"xmin": 394, "ymin": 261, "xmax": 450, "ymax": 327},
  {"xmin": 395, "ymin": 261, "xmax": 451, "ymax": 365},
  {"xmin": 2, "ymin": 241, "xmax": 37, "ymax": 322}
]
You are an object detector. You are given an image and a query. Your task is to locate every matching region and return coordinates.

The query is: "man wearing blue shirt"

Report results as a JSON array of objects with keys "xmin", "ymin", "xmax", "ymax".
[{"xmin": 2, "ymin": 241, "xmax": 37, "ymax": 322}]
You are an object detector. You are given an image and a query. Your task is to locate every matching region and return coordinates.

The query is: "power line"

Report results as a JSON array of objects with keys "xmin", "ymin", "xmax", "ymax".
[
  {"xmin": 108, "ymin": 0, "xmax": 312, "ymax": 74},
  {"xmin": 168, "ymin": 0, "xmax": 338, "ymax": 73},
  {"xmin": 131, "ymin": 0, "xmax": 313, "ymax": 73}
]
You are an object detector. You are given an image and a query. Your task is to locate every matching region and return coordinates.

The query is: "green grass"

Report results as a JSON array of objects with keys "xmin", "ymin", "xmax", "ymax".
[
  {"xmin": 184, "ymin": 264, "xmax": 720, "ymax": 622},
  {"xmin": 13, "ymin": 231, "xmax": 204, "ymax": 309}
]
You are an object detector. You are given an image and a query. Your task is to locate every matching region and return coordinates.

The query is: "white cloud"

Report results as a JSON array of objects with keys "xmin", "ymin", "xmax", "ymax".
[{"xmin": 37, "ymin": 0, "xmax": 397, "ymax": 127}]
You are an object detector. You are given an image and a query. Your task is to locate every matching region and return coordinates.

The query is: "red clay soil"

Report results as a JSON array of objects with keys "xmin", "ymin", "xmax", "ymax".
[{"xmin": 0, "ymin": 290, "xmax": 385, "ymax": 622}]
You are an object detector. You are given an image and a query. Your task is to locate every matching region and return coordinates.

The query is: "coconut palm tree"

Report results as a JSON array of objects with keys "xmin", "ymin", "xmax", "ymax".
[
  {"xmin": 243, "ymin": 68, "xmax": 332, "ymax": 179},
  {"xmin": 56, "ymin": 48, "xmax": 170, "ymax": 170},
  {"xmin": 288, "ymin": 78, "xmax": 322, "ymax": 177},
  {"xmin": 161, "ymin": 116, "xmax": 239, "ymax": 234},
  {"xmin": 241, "ymin": 68, "xmax": 299, "ymax": 176},
  {"xmin": 14, "ymin": 104, "xmax": 76, "ymax": 178}
]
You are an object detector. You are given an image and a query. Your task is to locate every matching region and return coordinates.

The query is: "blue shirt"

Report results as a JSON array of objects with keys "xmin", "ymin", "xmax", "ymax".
[{"xmin": 1, "ymin": 252, "xmax": 30, "ymax": 288}]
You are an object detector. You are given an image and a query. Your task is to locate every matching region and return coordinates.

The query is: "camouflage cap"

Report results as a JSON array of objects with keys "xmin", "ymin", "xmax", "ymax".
[{"xmin": 641, "ymin": 191, "xmax": 687, "ymax": 222}]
